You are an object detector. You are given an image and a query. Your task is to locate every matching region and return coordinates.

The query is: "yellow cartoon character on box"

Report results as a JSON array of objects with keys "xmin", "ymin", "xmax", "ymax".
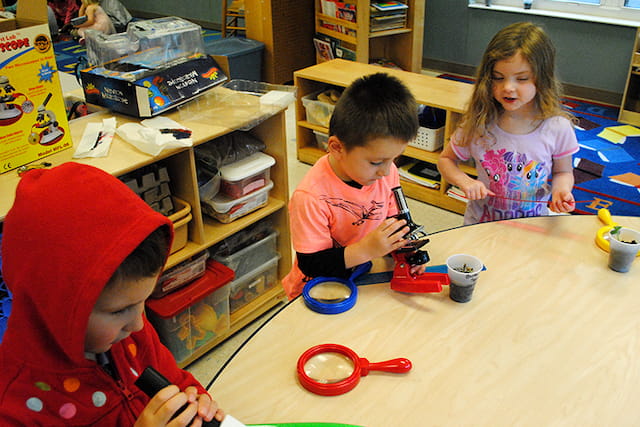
[
  {"xmin": 29, "ymin": 93, "xmax": 65, "ymax": 146},
  {"xmin": 0, "ymin": 75, "xmax": 33, "ymax": 126}
]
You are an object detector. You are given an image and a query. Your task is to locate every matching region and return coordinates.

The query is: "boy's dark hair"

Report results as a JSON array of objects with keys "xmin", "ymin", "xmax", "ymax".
[
  {"xmin": 106, "ymin": 225, "xmax": 171, "ymax": 288},
  {"xmin": 329, "ymin": 73, "xmax": 418, "ymax": 150}
]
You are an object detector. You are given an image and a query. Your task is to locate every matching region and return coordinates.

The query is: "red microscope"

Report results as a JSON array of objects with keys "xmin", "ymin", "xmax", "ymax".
[{"xmin": 389, "ymin": 186, "xmax": 449, "ymax": 293}]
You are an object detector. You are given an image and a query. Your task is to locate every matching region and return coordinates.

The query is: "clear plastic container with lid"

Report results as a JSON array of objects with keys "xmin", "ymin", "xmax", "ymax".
[{"xmin": 219, "ymin": 152, "xmax": 275, "ymax": 199}]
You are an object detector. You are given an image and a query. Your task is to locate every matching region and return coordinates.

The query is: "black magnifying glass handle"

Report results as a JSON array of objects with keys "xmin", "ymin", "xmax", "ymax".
[{"xmin": 135, "ymin": 366, "xmax": 221, "ymax": 427}]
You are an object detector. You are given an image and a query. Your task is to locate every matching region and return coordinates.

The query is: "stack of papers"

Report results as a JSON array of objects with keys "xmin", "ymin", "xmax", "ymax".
[
  {"xmin": 370, "ymin": 1, "xmax": 408, "ymax": 32},
  {"xmin": 446, "ymin": 186, "xmax": 468, "ymax": 203},
  {"xmin": 371, "ymin": 1, "xmax": 408, "ymax": 11}
]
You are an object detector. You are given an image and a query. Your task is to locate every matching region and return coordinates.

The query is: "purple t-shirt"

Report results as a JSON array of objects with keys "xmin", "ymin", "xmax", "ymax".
[{"xmin": 451, "ymin": 116, "xmax": 579, "ymax": 224}]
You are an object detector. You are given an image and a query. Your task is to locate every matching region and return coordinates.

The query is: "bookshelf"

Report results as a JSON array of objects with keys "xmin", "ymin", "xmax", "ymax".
[
  {"xmin": 294, "ymin": 59, "xmax": 476, "ymax": 214},
  {"xmin": 314, "ymin": 0, "xmax": 425, "ymax": 72},
  {"xmin": 619, "ymin": 27, "xmax": 640, "ymax": 126},
  {"xmin": 0, "ymin": 89, "xmax": 292, "ymax": 368}
]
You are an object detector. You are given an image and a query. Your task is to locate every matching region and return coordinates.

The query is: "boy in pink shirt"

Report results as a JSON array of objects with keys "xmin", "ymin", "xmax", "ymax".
[{"xmin": 283, "ymin": 73, "xmax": 422, "ymax": 299}]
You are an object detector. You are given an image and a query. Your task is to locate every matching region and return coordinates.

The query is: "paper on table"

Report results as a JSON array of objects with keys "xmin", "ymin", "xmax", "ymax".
[
  {"xmin": 73, "ymin": 117, "xmax": 117, "ymax": 158},
  {"xmin": 116, "ymin": 117, "xmax": 192, "ymax": 156},
  {"xmin": 220, "ymin": 414, "xmax": 247, "ymax": 427}
]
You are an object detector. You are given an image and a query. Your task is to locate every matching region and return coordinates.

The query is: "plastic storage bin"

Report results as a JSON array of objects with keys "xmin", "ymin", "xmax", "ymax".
[
  {"xmin": 204, "ymin": 37, "xmax": 264, "ymax": 81},
  {"xmin": 219, "ymin": 152, "xmax": 275, "ymax": 199},
  {"xmin": 213, "ymin": 230, "xmax": 278, "ymax": 278},
  {"xmin": 301, "ymin": 91, "xmax": 336, "ymax": 128},
  {"xmin": 153, "ymin": 251, "xmax": 209, "ymax": 298},
  {"xmin": 209, "ymin": 218, "xmax": 274, "ymax": 257},
  {"xmin": 202, "ymin": 180, "xmax": 273, "ymax": 223},
  {"xmin": 146, "ymin": 260, "xmax": 234, "ymax": 363},
  {"xmin": 228, "ymin": 254, "xmax": 280, "ymax": 314},
  {"xmin": 167, "ymin": 197, "xmax": 192, "ymax": 254},
  {"xmin": 408, "ymin": 126, "xmax": 444, "ymax": 152},
  {"xmin": 127, "ymin": 16, "xmax": 204, "ymax": 63},
  {"xmin": 313, "ymin": 130, "xmax": 328, "ymax": 151}
]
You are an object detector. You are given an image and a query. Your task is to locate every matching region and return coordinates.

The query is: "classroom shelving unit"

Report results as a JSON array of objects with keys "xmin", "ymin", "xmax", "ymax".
[
  {"xmin": 314, "ymin": 0, "xmax": 425, "ymax": 72},
  {"xmin": 294, "ymin": 59, "xmax": 475, "ymax": 214}
]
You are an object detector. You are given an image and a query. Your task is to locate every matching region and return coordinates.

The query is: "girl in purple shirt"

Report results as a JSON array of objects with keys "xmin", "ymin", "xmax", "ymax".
[{"xmin": 438, "ymin": 22, "xmax": 578, "ymax": 225}]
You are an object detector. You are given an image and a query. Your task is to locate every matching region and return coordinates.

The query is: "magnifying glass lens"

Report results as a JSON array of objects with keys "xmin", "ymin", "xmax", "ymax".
[
  {"xmin": 303, "ymin": 352, "xmax": 355, "ymax": 384},
  {"xmin": 307, "ymin": 281, "xmax": 352, "ymax": 304}
]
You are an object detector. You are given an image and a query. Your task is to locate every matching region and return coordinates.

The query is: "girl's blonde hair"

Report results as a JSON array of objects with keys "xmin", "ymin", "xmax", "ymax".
[{"xmin": 457, "ymin": 22, "xmax": 571, "ymax": 147}]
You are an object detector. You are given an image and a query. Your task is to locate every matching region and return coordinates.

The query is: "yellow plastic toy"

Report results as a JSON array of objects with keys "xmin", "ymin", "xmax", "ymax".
[
  {"xmin": 177, "ymin": 303, "xmax": 229, "ymax": 350},
  {"xmin": 595, "ymin": 208, "xmax": 639, "ymax": 256}
]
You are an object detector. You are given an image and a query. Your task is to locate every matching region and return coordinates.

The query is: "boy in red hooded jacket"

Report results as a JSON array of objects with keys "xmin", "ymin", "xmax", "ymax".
[{"xmin": 0, "ymin": 163, "xmax": 225, "ymax": 426}]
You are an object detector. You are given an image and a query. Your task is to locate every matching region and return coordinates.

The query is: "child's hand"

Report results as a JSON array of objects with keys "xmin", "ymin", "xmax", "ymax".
[
  {"xmin": 461, "ymin": 180, "xmax": 495, "ymax": 201},
  {"xmin": 134, "ymin": 385, "xmax": 198, "ymax": 426},
  {"xmin": 549, "ymin": 190, "xmax": 575, "ymax": 213},
  {"xmin": 183, "ymin": 386, "xmax": 225, "ymax": 424},
  {"xmin": 363, "ymin": 217, "xmax": 409, "ymax": 258},
  {"xmin": 346, "ymin": 218, "xmax": 409, "ymax": 267},
  {"xmin": 410, "ymin": 262, "xmax": 427, "ymax": 276}
]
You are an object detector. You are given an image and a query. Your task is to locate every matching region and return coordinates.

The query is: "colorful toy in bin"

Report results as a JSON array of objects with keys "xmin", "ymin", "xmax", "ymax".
[
  {"xmin": 146, "ymin": 260, "xmax": 234, "ymax": 362},
  {"xmin": 177, "ymin": 303, "xmax": 226, "ymax": 350},
  {"xmin": 0, "ymin": 75, "xmax": 33, "ymax": 126}
]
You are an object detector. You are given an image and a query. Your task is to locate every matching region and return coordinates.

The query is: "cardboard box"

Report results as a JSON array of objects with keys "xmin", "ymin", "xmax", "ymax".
[
  {"xmin": 80, "ymin": 51, "xmax": 228, "ymax": 118},
  {"xmin": 0, "ymin": 0, "xmax": 73, "ymax": 173}
]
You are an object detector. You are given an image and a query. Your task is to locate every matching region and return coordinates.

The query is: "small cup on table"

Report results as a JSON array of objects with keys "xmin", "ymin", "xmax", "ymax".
[
  {"xmin": 447, "ymin": 254, "xmax": 483, "ymax": 303},
  {"xmin": 607, "ymin": 227, "xmax": 640, "ymax": 273}
]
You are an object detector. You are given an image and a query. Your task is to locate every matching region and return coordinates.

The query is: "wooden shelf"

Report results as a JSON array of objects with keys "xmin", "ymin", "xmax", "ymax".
[
  {"xmin": 0, "ymin": 86, "xmax": 293, "ymax": 366},
  {"xmin": 294, "ymin": 59, "xmax": 474, "ymax": 215},
  {"xmin": 244, "ymin": 0, "xmax": 316, "ymax": 84},
  {"xmin": 314, "ymin": 0, "xmax": 425, "ymax": 73},
  {"xmin": 618, "ymin": 27, "xmax": 640, "ymax": 126}
]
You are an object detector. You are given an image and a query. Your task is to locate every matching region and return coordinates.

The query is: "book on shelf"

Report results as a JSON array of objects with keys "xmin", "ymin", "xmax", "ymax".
[
  {"xmin": 398, "ymin": 160, "xmax": 440, "ymax": 189},
  {"xmin": 313, "ymin": 37, "xmax": 335, "ymax": 62},
  {"xmin": 335, "ymin": 44, "xmax": 356, "ymax": 61},
  {"xmin": 371, "ymin": 1, "xmax": 408, "ymax": 11},
  {"xmin": 320, "ymin": 0, "xmax": 357, "ymax": 22},
  {"xmin": 369, "ymin": 5, "xmax": 407, "ymax": 31},
  {"xmin": 369, "ymin": 58, "xmax": 402, "ymax": 69},
  {"xmin": 446, "ymin": 186, "xmax": 468, "ymax": 203},
  {"xmin": 314, "ymin": 33, "xmax": 356, "ymax": 62},
  {"xmin": 370, "ymin": 15, "xmax": 407, "ymax": 31}
]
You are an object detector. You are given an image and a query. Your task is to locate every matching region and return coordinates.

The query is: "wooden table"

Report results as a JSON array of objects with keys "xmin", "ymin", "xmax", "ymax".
[{"xmin": 211, "ymin": 215, "xmax": 640, "ymax": 427}]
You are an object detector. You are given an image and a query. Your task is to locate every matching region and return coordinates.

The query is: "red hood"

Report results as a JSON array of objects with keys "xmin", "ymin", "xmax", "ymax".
[{"xmin": 0, "ymin": 163, "xmax": 172, "ymax": 368}]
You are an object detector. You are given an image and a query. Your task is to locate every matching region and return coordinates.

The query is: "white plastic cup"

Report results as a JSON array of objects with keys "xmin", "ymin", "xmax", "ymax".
[
  {"xmin": 607, "ymin": 228, "xmax": 640, "ymax": 273},
  {"xmin": 447, "ymin": 254, "xmax": 483, "ymax": 303}
]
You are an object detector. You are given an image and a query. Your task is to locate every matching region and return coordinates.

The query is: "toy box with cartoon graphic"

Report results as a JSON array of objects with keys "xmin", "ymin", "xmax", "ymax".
[
  {"xmin": 80, "ymin": 52, "xmax": 228, "ymax": 118},
  {"xmin": 0, "ymin": 0, "xmax": 73, "ymax": 174},
  {"xmin": 146, "ymin": 260, "xmax": 234, "ymax": 363}
]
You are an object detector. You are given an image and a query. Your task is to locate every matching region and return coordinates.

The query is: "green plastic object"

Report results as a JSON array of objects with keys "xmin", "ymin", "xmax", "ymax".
[{"xmin": 249, "ymin": 424, "xmax": 363, "ymax": 427}]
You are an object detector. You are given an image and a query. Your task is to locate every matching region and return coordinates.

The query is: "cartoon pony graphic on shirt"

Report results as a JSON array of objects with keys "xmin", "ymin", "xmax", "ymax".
[
  {"xmin": 520, "ymin": 159, "xmax": 548, "ymax": 201},
  {"xmin": 503, "ymin": 152, "xmax": 548, "ymax": 211},
  {"xmin": 503, "ymin": 151, "xmax": 530, "ymax": 209},
  {"xmin": 320, "ymin": 196, "xmax": 384, "ymax": 226},
  {"xmin": 481, "ymin": 149, "xmax": 509, "ymax": 210}
]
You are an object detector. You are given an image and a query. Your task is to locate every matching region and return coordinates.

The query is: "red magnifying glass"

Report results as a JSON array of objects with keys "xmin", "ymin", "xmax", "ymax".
[{"xmin": 297, "ymin": 343, "xmax": 412, "ymax": 396}]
